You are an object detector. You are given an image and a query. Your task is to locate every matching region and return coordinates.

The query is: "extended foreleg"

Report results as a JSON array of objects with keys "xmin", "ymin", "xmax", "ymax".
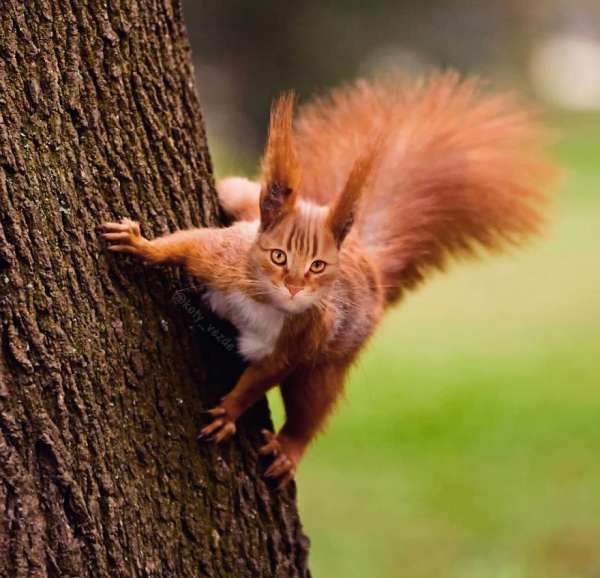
[
  {"xmin": 198, "ymin": 357, "xmax": 290, "ymax": 443},
  {"xmin": 100, "ymin": 218, "xmax": 253, "ymax": 290}
]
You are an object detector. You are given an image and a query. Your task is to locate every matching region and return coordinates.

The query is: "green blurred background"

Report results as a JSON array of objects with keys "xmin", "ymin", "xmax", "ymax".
[{"xmin": 182, "ymin": 2, "xmax": 600, "ymax": 576}]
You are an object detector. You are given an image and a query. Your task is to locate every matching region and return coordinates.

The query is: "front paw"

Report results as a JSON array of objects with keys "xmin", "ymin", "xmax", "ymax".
[
  {"xmin": 100, "ymin": 218, "xmax": 149, "ymax": 258},
  {"xmin": 197, "ymin": 406, "xmax": 237, "ymax": 443},
  {"xmin": 259, "ymin": 430, "xmax": 302, "ymax": 489}
]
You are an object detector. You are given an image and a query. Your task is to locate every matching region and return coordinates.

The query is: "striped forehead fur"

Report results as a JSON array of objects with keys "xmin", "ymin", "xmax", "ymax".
[{"xmin": 283, "ymin": 201, "xmax": 328, "ymax": 258}]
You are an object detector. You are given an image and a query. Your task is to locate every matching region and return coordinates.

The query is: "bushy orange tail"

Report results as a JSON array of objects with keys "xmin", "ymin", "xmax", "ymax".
[{"xmin": 295, "ymin": 72, "xmax": 557, "ymax": 305}]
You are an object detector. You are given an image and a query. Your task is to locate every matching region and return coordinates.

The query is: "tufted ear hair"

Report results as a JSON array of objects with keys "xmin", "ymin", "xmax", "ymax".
[
  {"xmin": 327, "ymin": 142, "xmax": 381, "ymax": 246},
  {"xmin": 259, "ymin": 92, "xmax": 301, "ymax": 230}
]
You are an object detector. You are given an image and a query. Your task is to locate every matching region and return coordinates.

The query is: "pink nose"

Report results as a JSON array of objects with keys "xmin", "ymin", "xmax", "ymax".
[{"xmin": 285, "ymin": 283, "xmax": 303, "ymax": 297}]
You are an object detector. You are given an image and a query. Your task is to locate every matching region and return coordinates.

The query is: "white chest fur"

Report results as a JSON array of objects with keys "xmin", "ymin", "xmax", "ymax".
[{"xmin": 203, "ymin": 289, "xmax": 285, "ymax": 362}]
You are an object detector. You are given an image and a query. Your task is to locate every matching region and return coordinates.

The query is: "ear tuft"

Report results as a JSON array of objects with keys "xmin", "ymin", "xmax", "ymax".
[
  {"xmin": 327, "ymin": 141, "xmax": 381, "ymax": 246},
  {"xmin": 260, "ymin": 92, "xmax": 300, "ymax": 230}
]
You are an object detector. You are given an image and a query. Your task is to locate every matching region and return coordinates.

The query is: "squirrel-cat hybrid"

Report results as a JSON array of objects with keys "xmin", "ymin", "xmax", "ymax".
[{"xmin": 101, "ymin": 73, "xmax": 554, "ymax": 488}]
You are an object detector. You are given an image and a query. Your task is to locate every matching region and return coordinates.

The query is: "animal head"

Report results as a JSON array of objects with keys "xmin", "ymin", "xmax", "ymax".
[{"xmin": 248, "ymin": 92, "xmax": 377, "ymax": 314}]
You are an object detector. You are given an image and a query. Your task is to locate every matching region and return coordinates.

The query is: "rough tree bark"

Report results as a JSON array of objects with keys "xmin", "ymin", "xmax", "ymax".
[{"xmin": 0, "ymin": 1, "xmax": 310, "ymax": 577}]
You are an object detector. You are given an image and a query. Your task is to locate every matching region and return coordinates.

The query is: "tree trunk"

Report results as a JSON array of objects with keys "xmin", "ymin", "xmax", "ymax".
[{"xmin": 0, "ymin": 2, "xmax": 310, "ymax": 577}]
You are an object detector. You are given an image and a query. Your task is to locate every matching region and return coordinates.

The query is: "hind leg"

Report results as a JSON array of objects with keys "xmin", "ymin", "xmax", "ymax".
[
  {"xmin": 216, "ymin": 176, "xmax": 260, "ymax": 221},
  {"xmin": 260, "ymin": 364, "xmax": 346, "ymax": 488}
]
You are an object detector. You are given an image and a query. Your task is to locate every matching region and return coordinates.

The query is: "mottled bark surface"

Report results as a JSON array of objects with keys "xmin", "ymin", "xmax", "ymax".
[{"xmin": 0, "ymin": 1, "xmax": 309, "ymax": 577}]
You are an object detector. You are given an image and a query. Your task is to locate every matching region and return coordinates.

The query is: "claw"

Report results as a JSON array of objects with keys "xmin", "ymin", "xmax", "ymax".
[
  {"xmin": 211, "ymin": 422, "xmax": 236, "ymax": 443},
  {"xmin": 276, "ymin": 471, "xmax": 295, "ymax": 490},
  {"xmin": 265, "ymin": 455, "xmax": 293, "ymax": 478},
  {"xmin": 259, "ymin": 432, "xmax": 300, "ymax": 489},
  {"xmin": 259, "ymin": 429, "xmax": 279, "ymax": 456},
  {"xmin": 197, "ymin": 406, "xmax": 236, "ymax": 443},
  {"xmin": 202, "ymin": 407, "xmax": 227, "ymax": 418},
  {"xmin": 107, "ymin": 244, "xmax": 139, "ymax": 254},
  {"xmin": 102, "ymin": 232, "xmax": 130, "ymax": 241},
  {"xmin": 199, "ymin": 418, "xmax": 224, "ymax": 438},
  {"xmin": 101, "ymin": 220, "xmax": 133, "ymax": 232},
  {"xmin": 99, "ymin": 219, "xmax": 143, "ymax": 253}
]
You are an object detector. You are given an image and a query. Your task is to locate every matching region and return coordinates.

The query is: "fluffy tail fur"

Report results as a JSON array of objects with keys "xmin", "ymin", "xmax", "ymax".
[{"xmin": 295, "ymin": 72, "xmax": 556, "ymax": 305}]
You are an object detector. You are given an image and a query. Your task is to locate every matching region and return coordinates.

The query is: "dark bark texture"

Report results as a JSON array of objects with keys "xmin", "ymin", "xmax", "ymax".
[{"xmin": 0, "ymin": 1, "xmax": 310, "ymax": 577}]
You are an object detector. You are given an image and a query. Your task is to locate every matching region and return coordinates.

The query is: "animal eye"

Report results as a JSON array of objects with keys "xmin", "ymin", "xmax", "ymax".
[
  {"xmin": 310, "ymin": 259, "xmax": 326, "ymax": 274},
  {"xmin": 271, "ymin": 249, "xmax": 287, "ymax": 266}
]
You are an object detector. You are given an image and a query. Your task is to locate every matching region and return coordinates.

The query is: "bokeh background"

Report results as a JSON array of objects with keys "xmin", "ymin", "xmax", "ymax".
[{"xmin": 182, "ymin": 2, "xmax": 600, "ymax": 577}]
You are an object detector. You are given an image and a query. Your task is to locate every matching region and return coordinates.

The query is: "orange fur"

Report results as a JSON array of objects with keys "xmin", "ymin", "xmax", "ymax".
[
  {"xmin": 101, "ymin": 72, "xmax": 556, "ymax": 489},
  {"xmin": 217, "ymin": 177, "xmax": 260, "ymax": 221},
  {"xmin": 295, "ymin": 72, "xmax": 556, "ymax": 303},
  {"xmin": 327, "ymin": 142, "xmax": 381, "ymax": 246},
  {"xmin": 259, "ymin": 92, "xmax": 301, "ymax": 230}
]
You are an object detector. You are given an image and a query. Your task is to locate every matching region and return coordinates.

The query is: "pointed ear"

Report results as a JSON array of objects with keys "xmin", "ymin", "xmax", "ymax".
[
  {"xmin": 327, "ymin": 144, "xmax": 380, "ymax": 246},
  {"xmin": 259, "ymin": 92, "xmax": 300, "ymax": 230}
]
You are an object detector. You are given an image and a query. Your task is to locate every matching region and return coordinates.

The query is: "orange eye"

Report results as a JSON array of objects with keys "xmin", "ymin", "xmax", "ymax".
[
  {"xmin": 310, "ymin": 259, "xmax": 326, "ymax": 274},
  {"xmin": 271, "ymin": 249, "xmax": 287, "ymax": 266}
]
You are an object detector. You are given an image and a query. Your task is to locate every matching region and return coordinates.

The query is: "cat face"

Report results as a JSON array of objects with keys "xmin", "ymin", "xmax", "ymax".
[
  {"xmin": 250, "ymin": 201, "xmax": 340, "ymax": 314},
  {"xmin": 248, "ymin": 91, "xmax": 377, "ymax": 313}
]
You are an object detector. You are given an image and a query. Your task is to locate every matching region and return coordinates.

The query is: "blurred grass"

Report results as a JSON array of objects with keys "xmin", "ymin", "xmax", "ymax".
[{"xmin": 267, "ymin": 115, "xmax": 600, "ymax": 578}]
